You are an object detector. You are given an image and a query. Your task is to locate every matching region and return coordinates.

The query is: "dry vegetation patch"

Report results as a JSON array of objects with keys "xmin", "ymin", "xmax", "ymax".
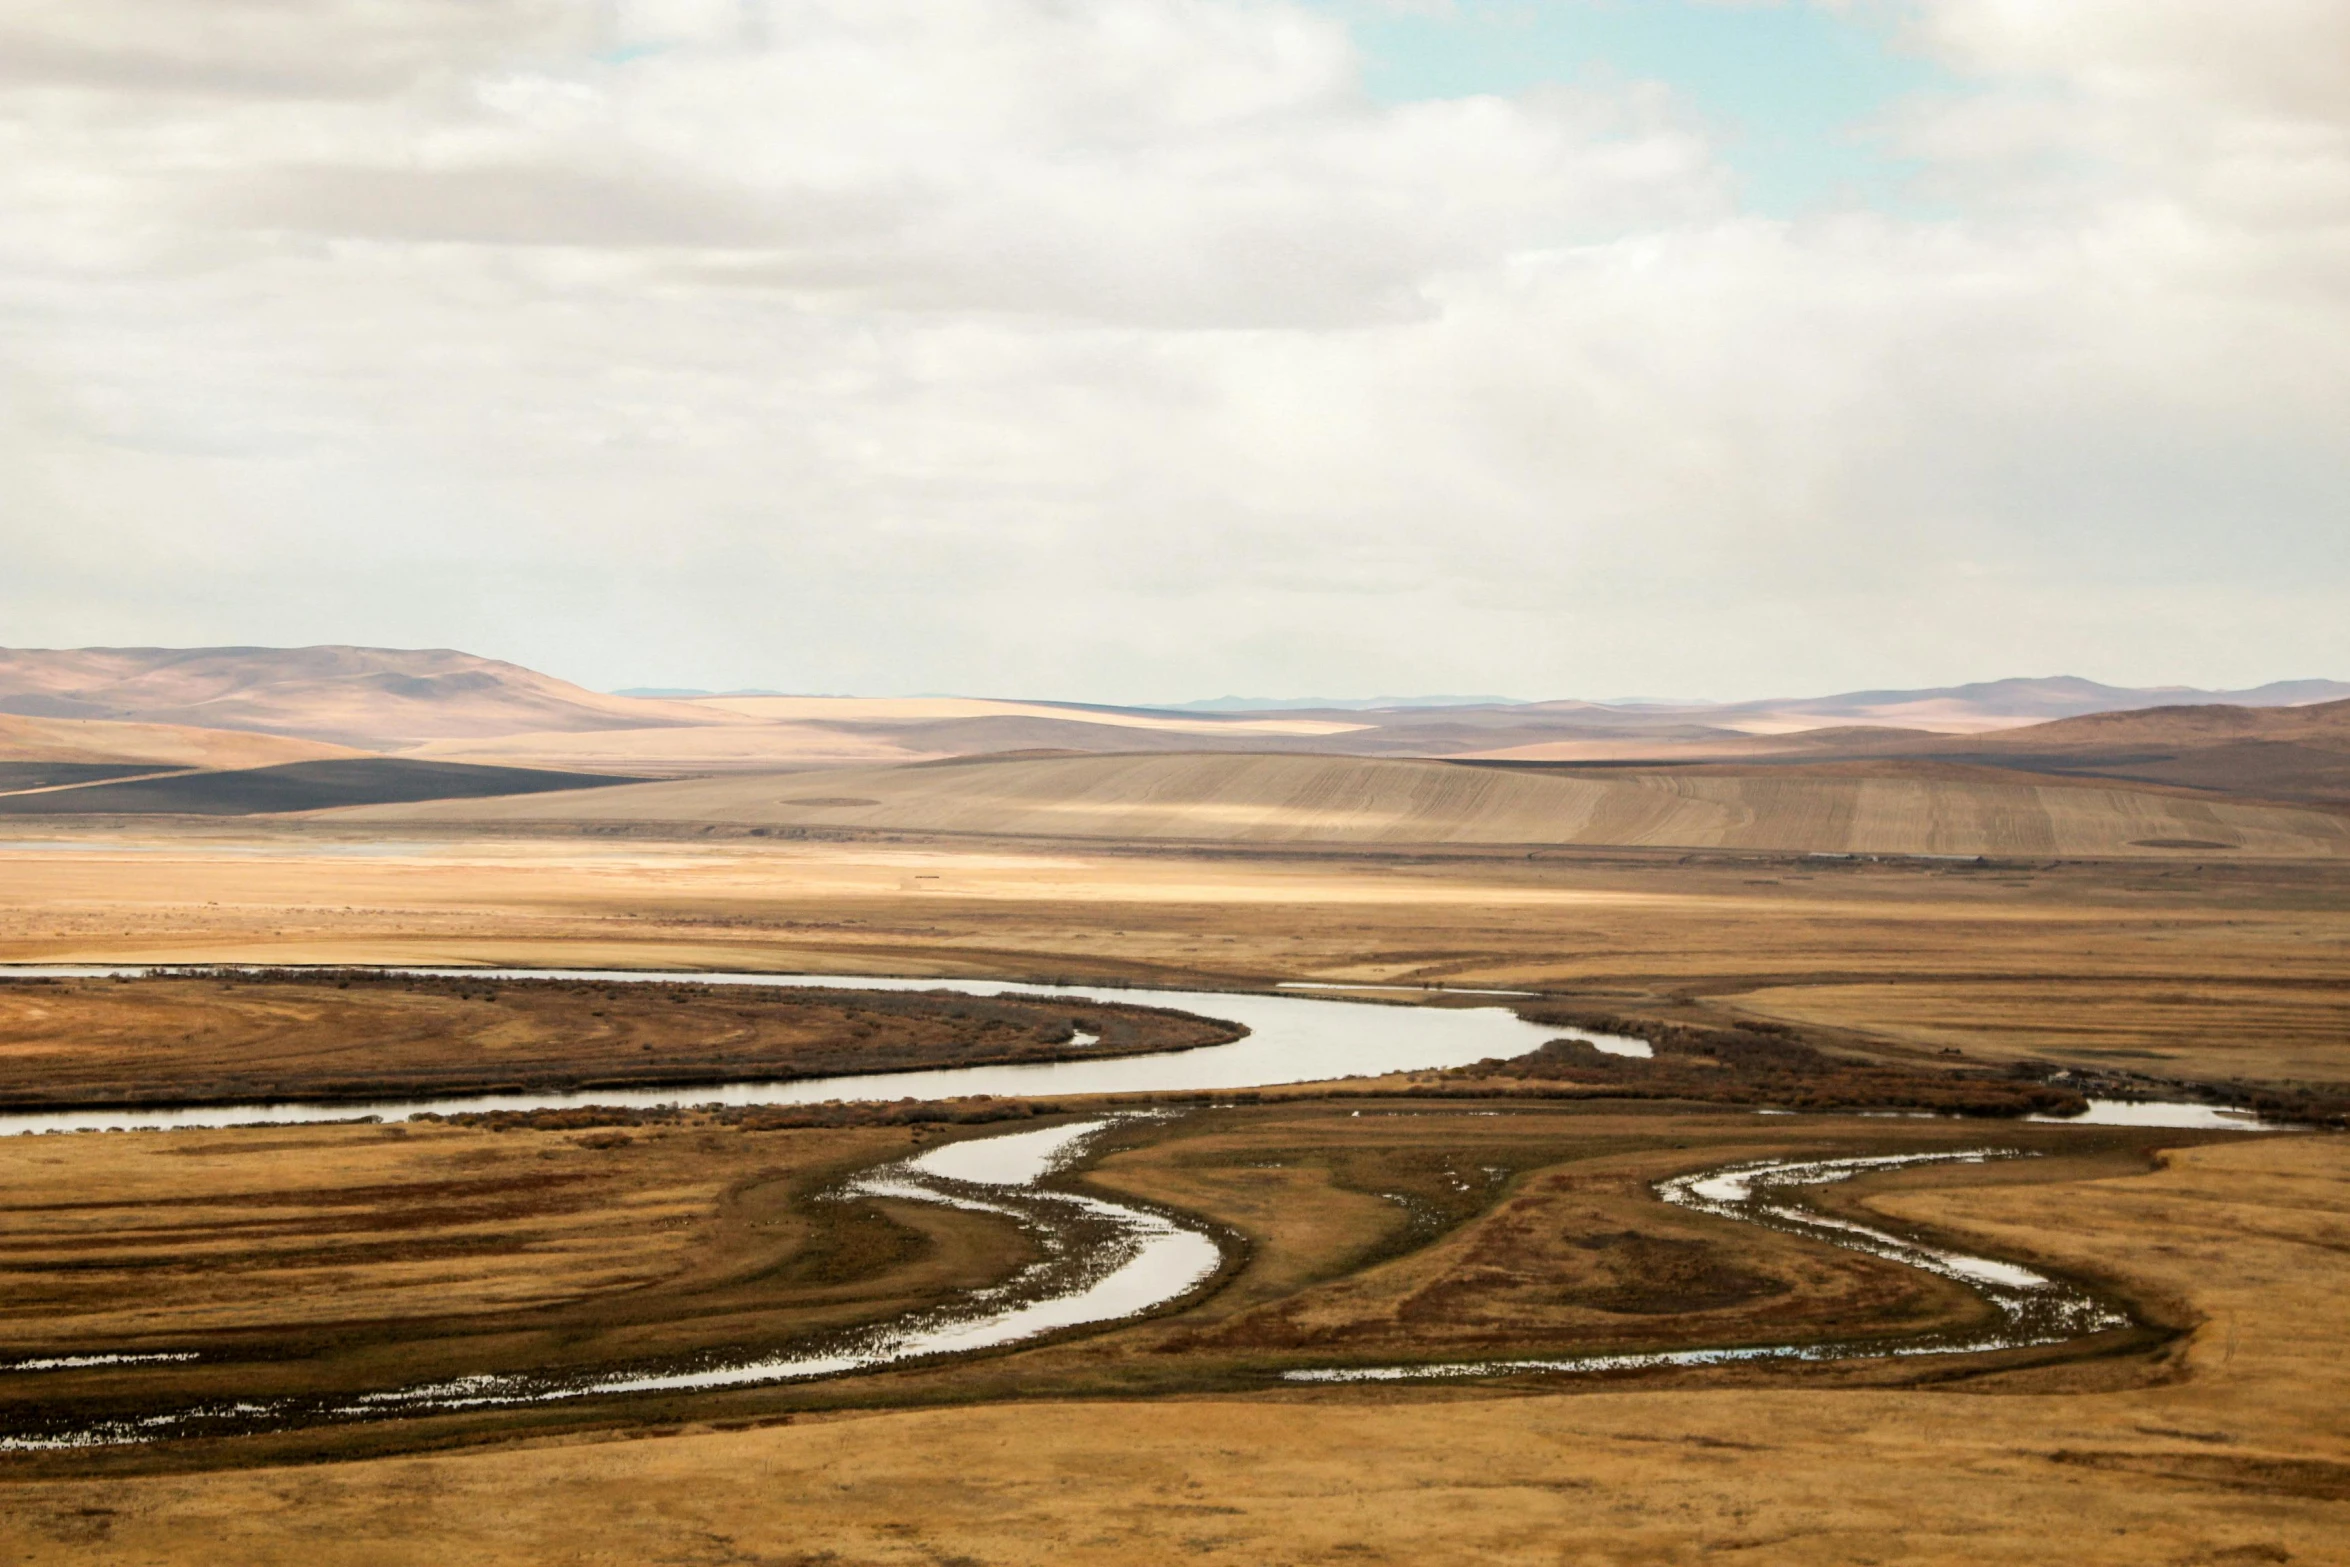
[
  {"xmin": 1733, "ymin": 979, "xmax": 2350, "ymax": 1120},
  {"xmin": 0, "ymin": 1115, "xmax": 1043, "ymax": 1436},
  {"xmin": 0, "ymin": 972, "xmax": 1240, "ymax": 1108},
  {"xmin": 1446, "ymin": 1010, "xmax": 2088, "ymax": 1116},
  {"xmin": 0, "ymin": 1100, "xmax": 2180, "ymax": 1460}
]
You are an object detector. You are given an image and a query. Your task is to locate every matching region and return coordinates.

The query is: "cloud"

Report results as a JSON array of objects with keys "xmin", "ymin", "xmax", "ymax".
[{"xmin": 0, "ymin": 0, "xmax": 2342, "ymax": 698}]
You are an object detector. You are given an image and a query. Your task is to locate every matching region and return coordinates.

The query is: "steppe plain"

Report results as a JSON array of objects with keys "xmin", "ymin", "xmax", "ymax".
[
  {"xmin": 1, "ymin": 812, "xmax": 2346, "ymax": 1564},
  {"xmin": 2, "ymin": 651, "xmax": 2348, "ymax": 1564}
]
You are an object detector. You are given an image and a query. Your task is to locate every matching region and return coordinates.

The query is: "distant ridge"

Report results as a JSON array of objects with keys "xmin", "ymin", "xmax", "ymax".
[
  {"xmin": 0, "ymin": 646, "xmax": 727, "ymax": 751},
  {"xmin": 2, "ymin": 649, "xmax": 2342, "ymax": 777},
  {"xmin": 0, "ymin": 758, "xmax": 645, "ymax": 818},
  {"xmin": 334, "ymin": 750, "xmax": 2350, "ymax": 859},
  {"xmin": 1162, "ymin": 695, "xmax": 1523, "ymax": 712},
  {"xmin": 612, "ymin": 687, "xmax": 791, "ymax": 699}
]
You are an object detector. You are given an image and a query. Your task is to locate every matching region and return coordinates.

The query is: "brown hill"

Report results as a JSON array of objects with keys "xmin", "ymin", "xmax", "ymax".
[
  {"xmin": 0, "ymin": 646, "xmax": 728, "ymax": 751},
  {"xmin": 334, "ymin": 750, "xmax": 2350, "ymax": 858},
  {"xmin": 1820, "ymin": 699, "xmax": 2350, "ymax": 807},
  {"xmin": 1960, "ymin": 697, "xmax": 2350, "ymax": 748},
  {"xmin": 0, "ymin": 712, "xmax": 359, "ymax": 770},
  {"xmin": 1472, "ymin": 700, "xmax": 2350, "ymax": 809},
  {"xmin": 0, "ymin": 758, "xmax": 649, "ymax": 817}
]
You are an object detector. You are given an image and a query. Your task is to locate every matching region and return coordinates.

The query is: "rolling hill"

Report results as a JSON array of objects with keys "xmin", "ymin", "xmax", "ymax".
[
  {"xmin": 0, "ymin": 712, "xmax": 360, "ymax": 770},
  {"xmin": 0, "ymin": 758, "xmax": 653, "ymax": 817},
  {"xmin": 3, "ymin": 649, "xmax": 2344, "ymax": 810},
  {"xmin": 335, "ymin": 751, "xmax": 2350, "ymax": 858},
  {"xmin": 0, "ymin": 646, "xmax": 725, "ymax": 750},
  {"xmin": 1466, "ymin": 699, "xmax": 2350, "ymax": 810}
]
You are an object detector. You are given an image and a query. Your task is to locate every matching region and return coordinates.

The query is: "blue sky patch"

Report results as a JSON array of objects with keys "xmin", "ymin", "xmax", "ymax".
[{"xmin": 1310, "ymin": 0, "xmax": 1954, "ymax": 216}]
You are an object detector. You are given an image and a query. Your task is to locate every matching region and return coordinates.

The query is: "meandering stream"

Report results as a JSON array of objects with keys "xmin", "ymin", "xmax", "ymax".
[
  {"xmin": 0, "ymin": 967, "xmax": 1624, "ymax": 1135},
  {"xmin": 2, "ymin": 1128, "xmax": 2136, "ymax": 1451},
  {"xmin": 0, "ymin": 967, "xmax": 2267, "ymax": 1448},
  {"xmin": 1284, "ymin": 1149, "xmax": 2131, "ymax": 1383}
]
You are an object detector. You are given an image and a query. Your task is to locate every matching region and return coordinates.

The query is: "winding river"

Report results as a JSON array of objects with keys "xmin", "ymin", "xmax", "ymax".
[
  {"xmin": 0, "ymin": 967, "xmax": 2270, "ymax": 1448},
  {"xmin": 1284, "ymin": 1149, "xmax": 2130, "ymax": 1383},
  {"xmin": 0, "ymin": 967, "xmax": 1625, "ymax": 1136}
]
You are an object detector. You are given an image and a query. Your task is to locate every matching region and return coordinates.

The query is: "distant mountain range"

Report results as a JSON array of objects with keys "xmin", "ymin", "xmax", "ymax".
[
  {"xmin": 611, "ymin": 687, "xmax": 792, "ymax": 699},
  {"xmin": 0, "ymin": 646, "xmax": 720, "ymax": 750},
  {"xmin": 1163, "ymin": 695, "xmax": 1525, "ymax": 712},
  {"xmin": 1170, "ymin": 676, "xmax": 2350, "ymax": 729},
  {"xmin": 0, "ymin": 650, "xmax": 2344, "ymax": 802}
]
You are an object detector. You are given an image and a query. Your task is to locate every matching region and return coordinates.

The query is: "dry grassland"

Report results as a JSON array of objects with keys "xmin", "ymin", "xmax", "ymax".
[
  {"xmin": 342, "ymin": 752, "xmax": 2350, "ymax": 858},
  {"xmin": 0, "ymin": 714, "xmax": 356, "ymax": 770},
  {"xmin": 1, "ymin": 817, "xmax": 2346, "ymax": 1561},
  {"xmin": 2, "ymin": 824, "xmax": 2344, "ymax": 1093},
  {"xmin": 1735, "ymin": 978, "xmax": 2350, "ymax": 1085},
  {"xmin": 0, "ymin": 1115, "xmax": 1014, "ymax": 1417},
  {"xmin": 0, "ymin": 974, "xmax": 1233, "ymax": 1108},
  {"xmin": 2, "ymin": 1124, "xmax": 2344, "ymax": 1566},
  {"xmin": 0, "ymin": 1100, "xmax": 2177, "ymax": 1450}
]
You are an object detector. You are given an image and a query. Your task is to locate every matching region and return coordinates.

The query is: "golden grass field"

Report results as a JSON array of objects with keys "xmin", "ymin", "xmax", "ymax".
[
  {"xmin": 342, "ymin": 751, "xmax": 2350, "ymax": 858},
  {"xmin": 0, "ymin": 973, "xmax": 1236, "ymax": 1107},
  {"xmin": 0, "ymin": 813, "xmax": 2345, "ymax": 1563},
  {"xmin": 1, "ymin": 1115, "xmax": 2343, "ymax": 1565},
  {"xmin": 2, "ymin": 1101, "xmax": 2140, "ymax": 1442},
  {"xmin": 4, "ymin": 821, "xmax": 2344, "ymax": 1090}
]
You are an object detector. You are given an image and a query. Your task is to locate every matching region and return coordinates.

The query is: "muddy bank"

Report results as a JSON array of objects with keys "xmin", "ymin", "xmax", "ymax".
[
  {"xmin": 0, "ymin": 1115, "xmax": 1226, "ymax": 1451},
  {"xmin": 0, "ymin": 971, "xmax": 1242, "ymax": 1111},
  {"xmin": 1450, "ymin": 1009, "xmax": 2090, "ymax": 1117}
]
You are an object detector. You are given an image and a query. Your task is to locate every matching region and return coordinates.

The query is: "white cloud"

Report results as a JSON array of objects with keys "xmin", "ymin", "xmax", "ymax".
[{"xmin": 0, "ymin": 0, "xmax": 2342, "ymax": 698}]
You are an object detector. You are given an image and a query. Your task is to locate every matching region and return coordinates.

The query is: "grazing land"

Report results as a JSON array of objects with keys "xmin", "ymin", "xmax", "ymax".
[
  {"xmin": 339, "ymin": 750, "xmax": 2350, "ymax": 857},
  {"xmin": 3, "ymin": 822, "xmax": 2346, "ymax": 1097},
  {"xmin": 1, "ymin": 1104, "xmax": 2345, "ymax": 1566},
  {"xmin": 0, "ymin": 972, "xmax": 1238, "ymax": 1108},
  {"xmin": 0, "ymin": 809, "xmax": 2344, "ymax": 1563},
  {"xmin": 0, "ymin": 1096, "xmax": 2186, "ymax": 1453}
]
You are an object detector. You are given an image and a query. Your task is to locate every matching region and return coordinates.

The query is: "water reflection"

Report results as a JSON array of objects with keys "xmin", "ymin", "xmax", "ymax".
[
  {"xmin": 1, "ymin": 1115, "xmax": 1223, "ymax": 1449},
  {"xmin": 0, "ymin": 968, "xmax": 1629, "ymax": 1136}
]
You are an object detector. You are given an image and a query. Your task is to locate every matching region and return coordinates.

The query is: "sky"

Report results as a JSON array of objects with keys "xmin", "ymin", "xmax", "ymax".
[{"xmin": 1, "ymin": 0, "xmax": 2344, "ymax": 703}]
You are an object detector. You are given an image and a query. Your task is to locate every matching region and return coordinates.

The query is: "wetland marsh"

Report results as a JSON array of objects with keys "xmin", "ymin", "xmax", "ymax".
[{"xmin": 0, "ymin": 825, "xmax": 2341, "ymax": 1565}]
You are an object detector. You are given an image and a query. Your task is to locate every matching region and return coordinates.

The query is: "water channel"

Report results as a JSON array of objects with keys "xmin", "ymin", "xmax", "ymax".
[
  {"xmin": 0, "ymin": 967, "xmax": 1632, "ymax": 1136},
  {"xmin": 0, "ymin": 967, "xmax": 2277, "ymax": 1448},
  {"xmin": 1284, "ymin": 1148, "xmax": 2131, "ymax": 1383}
]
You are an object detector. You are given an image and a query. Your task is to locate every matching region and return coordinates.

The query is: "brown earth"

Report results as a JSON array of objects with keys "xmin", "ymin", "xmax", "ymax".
[
  {"xmin": 0, "ymin": 972, "xmax": 1239, "ymax": 1108},
  {"xmin": 0, "ymin": 1098, "xmax": 2172, "ymax": 1449},
  {"xmin": 1446, "ymin": 1011, "xmax": 2088, "ymax": 1117},
  {"xmin": 330, "ymin": 750, "xmax": 2350, "ymax": 857},
  {"xmin": 0, "ymin": 714, "xmax": 359, "ymax": 769},
  {"xmin": 1732, "ymin": 978, "xmax": 2350, "ymax": 1090},
  {"xmin": 0, "ymin": 815, "xmax": 2345, "ymax": 1560},
  {"xmin": 0, "ymin": 1112, "xmax": 2343, "ymax": 1566},
  {"xmin": 2, "ymin": 823, "xmax": 2346, "ymax": 1098}
]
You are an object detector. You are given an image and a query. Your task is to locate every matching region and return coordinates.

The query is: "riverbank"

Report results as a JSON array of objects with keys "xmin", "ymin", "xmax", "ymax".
[{"xmin": 4, "ymin": 1128, "xmax": 2342, "ymax": 1565}]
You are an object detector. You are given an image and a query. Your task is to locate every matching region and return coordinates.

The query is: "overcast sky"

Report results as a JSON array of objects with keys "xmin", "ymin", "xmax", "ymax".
[{"xmin": 2, "ymin": 0, "xmax": 2344, "ymax": 702}]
